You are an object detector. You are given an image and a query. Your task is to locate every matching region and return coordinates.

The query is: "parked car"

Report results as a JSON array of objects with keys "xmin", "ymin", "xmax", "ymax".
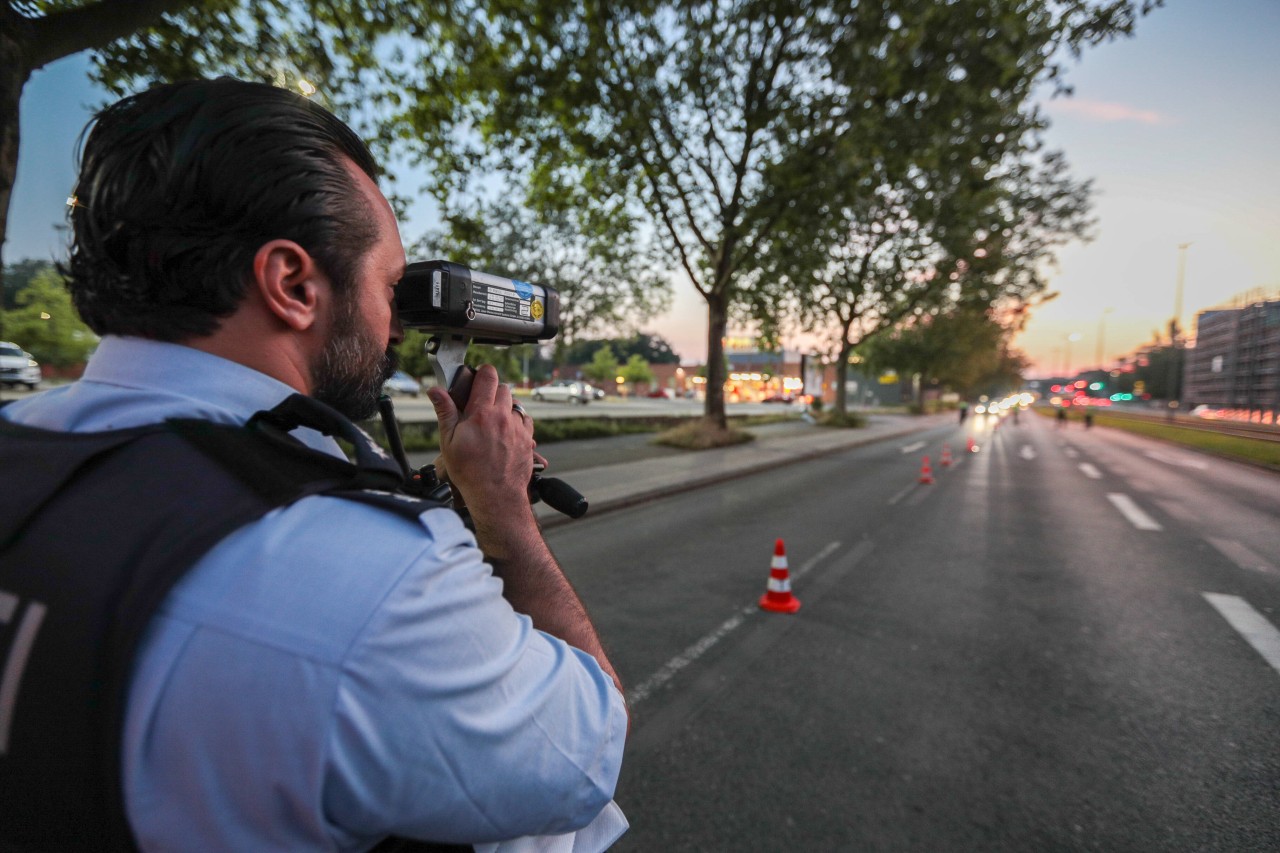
[
  {"xmin": 589, "ymin": 385, "xmax": 607, "ymax": 400},
  {"xmin": 0, "ymin": 342, "xmax": 40, "ymax": 389},
  {"xmin": 762, "ymin": 393, "xmax": 795, "ymax": 403},
  {"xmin": 532, "ymin": 379, "xmax": 592, "ymax": 404},
  {"xmin": 382, "ymin": 370, "xmax": 421, "ymax": 397},
  {"xmin": 645, "ymin": 388, "xmax": 673, "ymax": 399}
]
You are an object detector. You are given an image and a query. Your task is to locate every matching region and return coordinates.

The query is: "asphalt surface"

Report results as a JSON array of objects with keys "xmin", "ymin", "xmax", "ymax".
[{"xmin": 542, "ymin": 413, "xmax": 1280, "ymax": 851}]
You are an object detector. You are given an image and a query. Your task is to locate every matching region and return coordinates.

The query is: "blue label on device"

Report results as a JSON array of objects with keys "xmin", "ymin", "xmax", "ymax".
[{"xmin": 512, "ymin": 279, "xmax": 534, "ymax": 300}]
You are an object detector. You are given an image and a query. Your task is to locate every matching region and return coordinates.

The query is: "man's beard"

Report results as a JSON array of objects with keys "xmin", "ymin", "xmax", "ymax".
[{"xmin": 311, "ymin": 299, "xmax": 399, "ymax": 422}]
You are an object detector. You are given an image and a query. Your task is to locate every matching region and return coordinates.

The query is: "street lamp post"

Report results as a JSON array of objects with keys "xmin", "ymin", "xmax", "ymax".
[
  {"xmin": 1166, "ymin": 242, "xmax": 1191, "ymax": 419},
  {"xmin": 1096, "ymin": 307, "xmax": 1114, "ymax": 370},
  {"xmin": 1065, "ymin": 332, "xmax": 1082, "ymax": 379}
]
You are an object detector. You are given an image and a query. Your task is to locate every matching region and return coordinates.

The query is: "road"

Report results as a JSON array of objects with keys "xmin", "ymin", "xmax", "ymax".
[{"xmin": 547, "ymin": 413, "xmax": 1280, "ymax": 851}]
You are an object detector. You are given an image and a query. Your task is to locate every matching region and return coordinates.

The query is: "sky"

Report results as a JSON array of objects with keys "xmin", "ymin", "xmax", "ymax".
[{"xmin": 8, "ymin": 1, "xmax": 1279, "ymax": 379}]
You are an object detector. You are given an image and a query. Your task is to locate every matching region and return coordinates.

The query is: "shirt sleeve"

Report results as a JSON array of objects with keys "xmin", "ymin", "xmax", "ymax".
[{"xmin": 321, "ymin": 507, "xmax": 628, "ymax": 846}]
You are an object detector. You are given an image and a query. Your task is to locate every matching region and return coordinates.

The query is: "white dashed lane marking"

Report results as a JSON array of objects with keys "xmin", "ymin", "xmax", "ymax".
[
  {"xmin": 1145, "ymin": 449, "xmax": 1210, "ymax": 470},
  {"xmin": 900, "ymin": 441, "xmax": 926, "ymax": 454},
  {"xmin": 1203, "ymin": 593, "xmax": 1280, "ymax": 677},
  {"xmin": 1020, "ymin": 445, "xmax": 1036, "ymax": 460},
  {"xmin": 1079, "ymin": 463, "xmax": 1102, "ymax": 479},
  {"xmin": 1208, "ymin": 538, "xmax": 1279, "ymax": 577},
  {"xmin": 1107, "ymin": 493, "xmax": 1163, "ymax": 531}
]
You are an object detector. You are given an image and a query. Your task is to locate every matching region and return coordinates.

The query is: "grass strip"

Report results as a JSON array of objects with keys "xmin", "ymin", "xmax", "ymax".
[{"xmin": 1033, "ymin": 407, "xmax": 1280, "ymax": 468}]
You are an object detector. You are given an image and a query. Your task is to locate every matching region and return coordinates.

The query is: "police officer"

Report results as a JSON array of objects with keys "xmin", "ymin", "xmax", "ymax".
[{"xmin": 0, "ymin": 79, "xmax": 626, "ymax": 851}]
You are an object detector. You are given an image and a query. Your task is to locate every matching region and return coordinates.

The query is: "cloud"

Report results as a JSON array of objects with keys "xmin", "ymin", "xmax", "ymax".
[{"xmin": 1052, "ymin": 98, "xmax": 1169, "ymax": 125}]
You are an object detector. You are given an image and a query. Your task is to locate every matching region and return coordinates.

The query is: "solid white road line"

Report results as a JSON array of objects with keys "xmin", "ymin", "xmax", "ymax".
[
  {"xmin": 791, "ymin": 541, "xmax": 844, "ymax": 581},
  {"xmin": 627, "ymin": 541, "xmax": 842, "ymax": 706},
  {"xmin": 1106, "ymin": 493, "xmax": 1163, "ymax": 531},
  {"xmin": 1079, "ymin": 463, "xmax": 1102, "ymax": 479},
  {"xmin": 1203, "ymin": 593, "xmax": 1280, "ymax": 676},
  {"xmin": 1145, "ymin": 449, "xmax": 1209, "ymax": 470},
  {"xmin": 1020, "ymin": 445, "xmax": 1036, "ymax": 460},
  {"xmin": 900, "ymin": 441, "xmax": 926, "ymax": 454},
  {"xmin": 887, "ymin": 483, "xmax": 915, "ymax": 505},
  {"xmin": 1207, "ymin": 538, "xmax": 1279, "ymax": 576}
]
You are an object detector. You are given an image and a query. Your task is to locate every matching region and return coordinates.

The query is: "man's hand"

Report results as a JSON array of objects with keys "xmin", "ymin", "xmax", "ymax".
[
  {"xmin": 427, "ymin": 366, "xmax": 626, "ymax": 712},
  {"xmin": 427, "ymin": 365, "xmax": 538, "ymax": 553}
]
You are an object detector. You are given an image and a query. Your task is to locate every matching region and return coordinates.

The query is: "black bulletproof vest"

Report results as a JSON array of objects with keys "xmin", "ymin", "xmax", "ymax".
[{"xmin": 0, "ymin": 395, "xmax": 462, "ymax": 852}]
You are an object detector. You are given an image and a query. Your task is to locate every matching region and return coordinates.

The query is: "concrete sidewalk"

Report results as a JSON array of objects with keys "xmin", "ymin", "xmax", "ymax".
[{"xmin": 536, "ymin": 413, "xmax": 950, "ymax": 527}]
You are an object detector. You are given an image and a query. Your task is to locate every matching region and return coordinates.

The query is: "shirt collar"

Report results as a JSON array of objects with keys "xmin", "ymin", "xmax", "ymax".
[{"xmin": 82, "ymin": 336, "xmax": 342, "ymax": 455}]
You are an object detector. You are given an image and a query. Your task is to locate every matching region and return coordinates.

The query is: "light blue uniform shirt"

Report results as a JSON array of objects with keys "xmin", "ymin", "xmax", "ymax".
[{"xmin": 2, "ymin": 337, "xmax": 627, "ymax": 851}]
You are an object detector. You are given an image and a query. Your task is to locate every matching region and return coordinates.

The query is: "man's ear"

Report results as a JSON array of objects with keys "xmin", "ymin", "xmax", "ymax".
[{"xmin": 251, "ymin": 239, "xmax": 327, "ymax": 331}]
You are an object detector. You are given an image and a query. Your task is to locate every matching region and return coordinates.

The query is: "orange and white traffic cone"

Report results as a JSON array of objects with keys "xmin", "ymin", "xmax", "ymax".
[
  {"xmin": 940, "ymin": 443, "xmax": 953, "ymax": 467},
  {"xmin": 966, "ymin": 437, "xmax": 978, "ymax": 453},
  {"xmin": 759, "ymin": 539, "xmax": 801, "ymax": 614},
  {"xmin": 918, "ymin": 455, "xmax": 935, "ymax": 484}
]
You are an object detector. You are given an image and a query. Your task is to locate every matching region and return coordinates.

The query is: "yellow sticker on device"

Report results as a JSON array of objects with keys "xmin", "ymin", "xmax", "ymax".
[{"xmin": 531, "ymin": 299, "xmax": 544, "ymax": 320}]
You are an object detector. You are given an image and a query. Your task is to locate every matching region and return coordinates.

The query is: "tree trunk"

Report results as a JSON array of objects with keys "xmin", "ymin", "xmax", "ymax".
[
  {"xmin": 704, "ymin": 290, "xmax": 729, "ymax": 429},
  {"xmin": 0, "ymin": 29, "xmax": 30, "ymax": 340},
  {"xmin": 835, "ymin": 340, "xmax": 851, "ymax": 417}
]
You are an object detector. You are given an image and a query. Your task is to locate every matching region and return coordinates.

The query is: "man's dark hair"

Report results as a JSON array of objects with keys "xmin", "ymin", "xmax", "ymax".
[{"xmin": 66, "ymin": 78, "xmax": 381, "ymax": 341}]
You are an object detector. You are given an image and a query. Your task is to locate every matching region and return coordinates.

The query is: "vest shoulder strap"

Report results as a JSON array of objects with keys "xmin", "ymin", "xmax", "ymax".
[{"xmin": 0, "ymin": 401, "xmax": 448, "ymax": 851}]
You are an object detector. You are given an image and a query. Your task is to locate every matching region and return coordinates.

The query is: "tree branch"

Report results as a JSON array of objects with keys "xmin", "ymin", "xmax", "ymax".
[
  {"xmin": 25, "ymin": 0, "xmax": 198, "ymax": 71},
  {"xmin": 641, "ymin": 115, "xmax": 716, "ymax": 257},
  {"xmin": 635, "ymin": 151, "xmax": 706, "ymax": 298}
]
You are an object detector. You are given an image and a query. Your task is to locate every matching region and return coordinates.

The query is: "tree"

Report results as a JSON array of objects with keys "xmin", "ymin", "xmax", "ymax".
[
  {"xmin": 580, "ymin": 345, "xmax": 619, "ymax": 386},
  {"xmin": 0, "ymin": 0, "xmax": 473, "ymax": 336},
  {"xmin": 619, "ymin": 353, "xmax": 653, "ymax": 389},
  {"xmin": 5, "ymin": 264, "xmax": 96, "ymax": 365},
  {"xmin": 404, "ymin": 0, "xmax": 1160, "ymax": 429},
  {"xmin": 561, "ymin": 332, "xmax": 681, "ymax": 367},
  {"xmin": 424, "ymin": 200, "xmax": 670, "ymax": 365},
  {"xmin": 859, "ymin": 307, "xmax": 1024, "ymax": 403},
  {"xmin": 746, "ymin": 1, "xmax": 1119, "ymax": 419},
  {"xmin": 3, "ymin": 257, "xmax": 52, "ymax": 309}
]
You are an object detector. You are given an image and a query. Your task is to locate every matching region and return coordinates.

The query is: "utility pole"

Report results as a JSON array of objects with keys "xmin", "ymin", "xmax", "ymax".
[
  {"xmin": 1166, "ymin": 242, "xmax": 1191, "ymax": 419},
  {"xmin": 1065, "ymin": 332, "xmax": 1081, "ymax": 379},
  {"xmin": 1097, "ymin": 307, "xmax": 1114, "ymax": 370}
]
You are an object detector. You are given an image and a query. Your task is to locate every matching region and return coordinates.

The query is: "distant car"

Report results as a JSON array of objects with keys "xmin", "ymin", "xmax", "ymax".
[
  {"xmin": 645, "ymin": 388, "xmax": 672, "ymax": 399},
  {"xmin": 589, "ymin": 385, "xmax": 607, "ymax": 400},
  {"xmin": 532, "ymin": 379, "xmax": 592, "ymax": 404},
  {"xmin": 762, "ymin": 393, "xmax": 795, "ymax": 403},
  {"xmin": 973, "ymin": 403, "xmax": 987, "ymax": 414},
  {"xmin": 382, "ymin": 370, "xmax": 421, "ymax": 397},
  {"xmin": 0, "ymin": 342, "xmax": 40, "ymax": 389}
]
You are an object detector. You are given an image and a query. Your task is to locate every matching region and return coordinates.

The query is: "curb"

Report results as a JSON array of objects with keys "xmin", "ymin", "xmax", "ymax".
[{"xmin": 539, "ymin": 418, "xmax": 942, "ymax": 529}]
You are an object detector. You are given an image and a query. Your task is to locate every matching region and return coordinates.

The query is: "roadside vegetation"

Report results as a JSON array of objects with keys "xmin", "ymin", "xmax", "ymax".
[
  {"xmin": 365, "ymin": 412, "xmax": 805, "ymax": 455},
  {"xmin": 653, "ymin": 421, "xmax": 754, "ymax": 450},
  {"xmin": 817, "ymin": 411, "xmax": 867, "ymax": 429}
]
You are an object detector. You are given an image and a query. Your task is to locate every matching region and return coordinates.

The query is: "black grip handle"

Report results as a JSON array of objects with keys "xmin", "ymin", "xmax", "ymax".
[
  {"xmin": 532, "ymin": 475, "xmax": 589, "ymax": 519},
  {"xmin": 448, "ymin": 364, "xmax": 477, "ymax": 410}
]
